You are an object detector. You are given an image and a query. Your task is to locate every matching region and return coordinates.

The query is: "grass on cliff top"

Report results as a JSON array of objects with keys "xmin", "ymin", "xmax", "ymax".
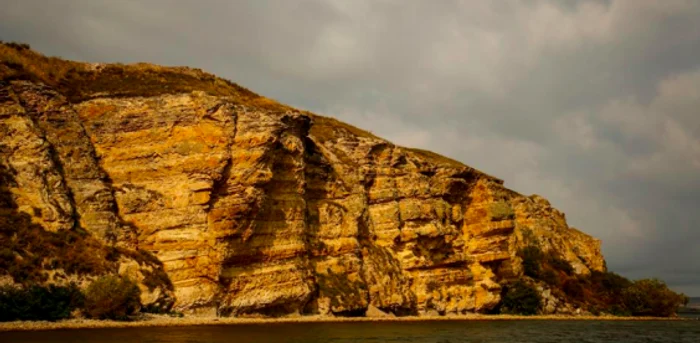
[
  {"xmin": 404, "ymin": 148, "xmax": 504, "ymax": 181},
  {"xmin": 405, "ymin": 147, "xmax": 467, "ymax": 169},
  {"xmin": 305, "ymin": 111, "xmax": 380, "ymax": 142},
  {"xmin": 0, "ymin": 42, "xmax": 382, "ymax": 141},
  {"xmin": 0, "ymin": 42, "xmax": 77, "ymax": 87},
  {"xmin": 0, "ymin": 41, "xmax": 290, "ymax": 112},
  {"xmin": 0, "ymin": 41, "xmax": 493, "ymax": 174}
]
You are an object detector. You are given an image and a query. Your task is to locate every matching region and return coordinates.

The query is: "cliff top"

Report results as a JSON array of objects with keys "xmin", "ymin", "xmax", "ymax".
[{"xmin": 0, "ymin": 41, "xmax": 499, "ymax": 179}]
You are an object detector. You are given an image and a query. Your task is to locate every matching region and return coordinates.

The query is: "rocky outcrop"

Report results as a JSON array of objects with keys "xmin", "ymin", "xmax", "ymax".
[
  {"xmin": 0, "ymin": 44, "xmax": 605, "ymax": 316},
  {"xmin": 0, "ymin": 80, "xmax": 174, "ymax": 309}
]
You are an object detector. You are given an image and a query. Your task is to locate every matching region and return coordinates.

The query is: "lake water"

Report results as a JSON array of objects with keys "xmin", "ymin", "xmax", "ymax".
[{"xmin": 2, "ymin": 320, "xmax": 700, "ymax": 343}]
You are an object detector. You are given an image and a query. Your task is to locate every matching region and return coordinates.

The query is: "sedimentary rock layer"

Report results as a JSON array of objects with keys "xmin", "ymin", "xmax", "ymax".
[{"xmin": 0, "ymin": 45, "xmax": 605, "ymax": 316}]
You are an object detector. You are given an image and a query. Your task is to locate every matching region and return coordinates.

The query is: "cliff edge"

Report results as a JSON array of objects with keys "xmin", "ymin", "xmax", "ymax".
[{"xmin": 1, "ymin": 43, "xmax": 606, "ymax": 317}]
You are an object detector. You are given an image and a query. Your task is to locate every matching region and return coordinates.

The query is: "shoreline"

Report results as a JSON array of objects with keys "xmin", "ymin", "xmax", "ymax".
[{"xmin": 0, "ymin": 314, "xmax": 688, "ymax": 332}]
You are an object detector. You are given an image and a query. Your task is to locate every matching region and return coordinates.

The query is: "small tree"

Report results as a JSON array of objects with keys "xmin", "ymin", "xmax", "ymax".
[
  {"xmin": 562, "ymin": 278, "xmax": 585, "ymax": 301},
  {"xmin": 0, "ymin": 283, "xmax": 83, "ymax": 322},
  {"xmin": 622, "ymin": 279, "xmax": 686, "ymax": 317},
  {"xmin": 548, "ymin": 255, "xmax": 574, "ymax": 275},
  {"xmin": 500, "ymin": 280, "xmax": 541, "ymax": 315},
  {"xmin": 83, "ymin": 275, "xmax": 141, "ymax": 320},
  {"xmin": 520, "ymin": 245, "xmax": 544, "ymax": 279}
]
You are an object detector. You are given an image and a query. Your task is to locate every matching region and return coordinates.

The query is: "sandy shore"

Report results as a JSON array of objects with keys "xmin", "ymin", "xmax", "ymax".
[{"xmin": 0, "ymin": 314, "xmax": 686, "ymax": 332}]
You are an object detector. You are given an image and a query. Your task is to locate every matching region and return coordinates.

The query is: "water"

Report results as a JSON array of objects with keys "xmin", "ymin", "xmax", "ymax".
[{"xmin": 2, "ymin": 320, "xmax": 699, "ymax": 343}]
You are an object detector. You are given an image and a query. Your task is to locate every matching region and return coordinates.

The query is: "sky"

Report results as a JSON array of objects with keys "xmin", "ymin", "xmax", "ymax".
[{"xmin": 2, "ymin": 0, "xmax": 699, "ymax": 295}]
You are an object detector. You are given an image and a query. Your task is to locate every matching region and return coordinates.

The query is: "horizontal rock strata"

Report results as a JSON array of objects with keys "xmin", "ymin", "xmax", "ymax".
[{"xmin": 0, "ymin": 45, "xmax": 605, "ymax": 316}]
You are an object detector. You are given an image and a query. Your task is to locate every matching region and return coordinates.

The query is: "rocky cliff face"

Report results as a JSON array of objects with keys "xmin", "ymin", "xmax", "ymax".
[{"xmin": 0, "ymin": 44, "xmax": 605, "ymax": 316}]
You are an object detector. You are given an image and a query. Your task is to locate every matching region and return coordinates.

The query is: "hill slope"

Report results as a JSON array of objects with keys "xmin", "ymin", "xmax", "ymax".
[{"xmin": 0, "ymin": 42, "xmax": 645, "ymax": 317}]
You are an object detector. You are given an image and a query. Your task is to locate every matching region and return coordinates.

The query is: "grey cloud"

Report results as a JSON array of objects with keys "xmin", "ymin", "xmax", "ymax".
[{"xmin": 2, "ymin": 0, "xmax": 699, "ymax": 294}]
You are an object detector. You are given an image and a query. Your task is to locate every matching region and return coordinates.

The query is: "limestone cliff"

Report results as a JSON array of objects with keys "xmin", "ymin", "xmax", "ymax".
[{"xmin": 0, "ymin": 43, "xmax": 605, "ymax": 316}]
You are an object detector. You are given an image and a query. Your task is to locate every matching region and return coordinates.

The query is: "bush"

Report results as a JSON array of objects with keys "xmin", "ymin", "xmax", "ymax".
[
  {"xmin": 520, "ymin": 245, "xmax": 543, "ymax": 279},
  {"xmin": 83, "ymin": 275, "xmax": 141, "ymax": 320},
  {"xmin": 0, "ymin": 209, "xmax": 117, "ymax": 284},
  {"xmin": 548, "ymin": 256, "xmax": 574, "ymax": 275},
  {"xmin": 590, "ymin": 271, "xmax": 631, "ymax": 296},
  {"xmin": 622, "ymin": 279, "xmax": 687, "ymax": 317},
  {"xmin": 500, "ymin": 281, "xmax": 541, "ymax": 315},
  {"xmin": 515, "ymin": 243, "xmax": 685, "ymax": 317},
  {"xmin": 540, "ymin": 269, "xmax": 561, "ymax": 287},
  {"xmin": 0, "ymin": 283, "xmax": 83, "ymax": 322},
  {"xmin": 563, "ymin": 278, "xmax": 585, "ymax": 300},
  {"xmin": 490, "ymin": 201, "xmax": 515, "ymax": 221},
  {"xmin": 4, "ymin": 42, "xmax": 31, "ymax": 50}
]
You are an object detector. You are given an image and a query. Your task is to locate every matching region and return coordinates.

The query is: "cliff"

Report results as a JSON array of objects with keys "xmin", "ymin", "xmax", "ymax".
[{"xmin": 0, "ymin": 43, "xmax": 605, "ymax": 317}]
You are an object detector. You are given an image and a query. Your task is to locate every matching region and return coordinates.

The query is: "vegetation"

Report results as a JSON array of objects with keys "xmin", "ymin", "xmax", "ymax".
[
  {"xmin": 0, "ymin": 283, "xmax": 84, "ymax": 322},
  {"xmin": 0, "ymin": 276, "xmax": 149, "ymax": 322},
  {"xmin": 1, "ymin": 40, "xmax": 486, "ymax": 177},
  {"xmin": 0, "ymin": 209, "xmax": 118, "ymax": 283},
  {"xmin": 499, "ymin": 280, "xmax": 541, "ymax": 315},
  {"xmin": 83, "ymin": 275, "xmax": 141, "ymax": 320},
  {"xmin": 2, "ymin": 42, "xmax": 689, "ymax": 320},
  {"xmin": 0, "ymin": 160, "xmax": 121, "ymax": 283},
  {"xmin": 0, "ymin": 41, "xmax": 290, "ymax": 112},
  {"xmin": 490, "ymin": 201, "xmax": 515, "ymax": 221},
  {"xmin": 622, "ymin": 279, "xmax": 689, "ymax": 317},
  {"xmin": 0, "ymin": 163, "xmax": 170, "ymax": 322},
  {"xmin": 1, "ymin": 41, "xmax": 389, "ymax": 150},
  {"xmin": 517, "ymin": 244, "xmax": 687, "ymax": 317},
  {"xmin": 307, "ymin": 112, "xmax": 379, "ymax": 143},
  {"xmin": 520, "ymin": 245, "xmax": 544, "ymax": 279},
  {"xmin": 405, "ymin": 147, "xmax": 466, "ymax": 169},
  {"xmin": 3, "ymin": 42, "xmax": 31, "ymax": 50}
]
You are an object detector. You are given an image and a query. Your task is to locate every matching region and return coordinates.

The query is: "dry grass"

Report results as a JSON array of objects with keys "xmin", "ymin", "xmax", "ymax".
[
  {"xmin": 405, "ymin": 148, "xmax": 466, "ymax": 168},
  {"xmin": 0, "ymin": 42, "xmax": 81, "ymax": 86},
  {"xmin": 306, "ymin": 111, "xmax": 380, "ymax": 144},
  {"xmin": 1, "ymin": 42, "xmax": 484, "ymax": 172},
  {"xmin": 0, "ymin": 42, "xmax": 290, "ymax": 112},
  {"xmin": 405, "ymin": 148, "xmax": 501, "ymax": 182},
  {"xmin": 0, "ymin": 210, "xmax": 118, "ymax": 283}
]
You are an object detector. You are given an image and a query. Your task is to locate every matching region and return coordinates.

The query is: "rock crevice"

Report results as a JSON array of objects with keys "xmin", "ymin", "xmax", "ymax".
[{"xmin": 0, "ymin": 47, "xmax": 606, "ymax": 316}]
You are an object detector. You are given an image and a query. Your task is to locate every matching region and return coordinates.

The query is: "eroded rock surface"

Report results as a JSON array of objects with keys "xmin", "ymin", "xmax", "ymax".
[{"xmin": 0, "ymin": 45, "xmax": 605, "ymax": 316}]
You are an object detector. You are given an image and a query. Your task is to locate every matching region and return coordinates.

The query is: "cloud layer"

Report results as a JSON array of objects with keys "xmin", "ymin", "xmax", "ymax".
[{"xmin": 2, "ymin": 0, "xmax": 699, "ymax": 294}]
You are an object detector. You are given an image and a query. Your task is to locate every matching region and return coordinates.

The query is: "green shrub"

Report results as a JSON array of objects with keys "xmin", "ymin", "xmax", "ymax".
[
  {"xmin": 4, "ymin": 42, "xmax": 31, "ymax": 50},
  {"xmin": 0, "ymin": 209, "xmax": 117, "ymax": 284},
  {"xmin": 563, "ymin": 278, "xmax": 585, "ymax": 301},
  {"xmin": 681, "ymin": 294, "xmax": 690, "ymax": 307},
  {"xmin": 0, "ymin": 283, "xmax": 83, "ymax": 322},
  {"xmin": 608, "ymin": 304, "xmax": 631, "ymax": 316},
  {"xmin": 490, "ymin": 201, "xmax": 515, "ymax": 221},
  {"xmin": 0, "ymin": 248, "xmax": 14, "ymax": 263},
  {"xmin": 540, "ymin": 269, "xmax": 561, "ymax": 287},
  {"xmin": 548, "ymin": 256, "xmax": 574, "ymax": 275},
  {"xmin": 622, "ymin": 279, "xmax": 686, "ymax": 317},
  {"xmin": 83, "ymin": 275, "xmax": 141, "ymax": 320},
  {"xmin": 589, "ymin": 271, "xmax": 631, "ymax": 296},
  {"xmin": 520, "ymin": 245, "xmax": 544, "ymax": 279},
  {"xmin": 500, "ymin": 280, "xmax": 541, "ymax": 315},
  {"xmin": 515, "ymin": 243, "xmax": 684, "ymax": 317}
]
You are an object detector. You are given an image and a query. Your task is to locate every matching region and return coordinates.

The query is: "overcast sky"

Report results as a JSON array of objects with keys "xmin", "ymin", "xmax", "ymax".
[{"xmin": 2, "ymin": 0, "xmax": 699, "ymax": 295}]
